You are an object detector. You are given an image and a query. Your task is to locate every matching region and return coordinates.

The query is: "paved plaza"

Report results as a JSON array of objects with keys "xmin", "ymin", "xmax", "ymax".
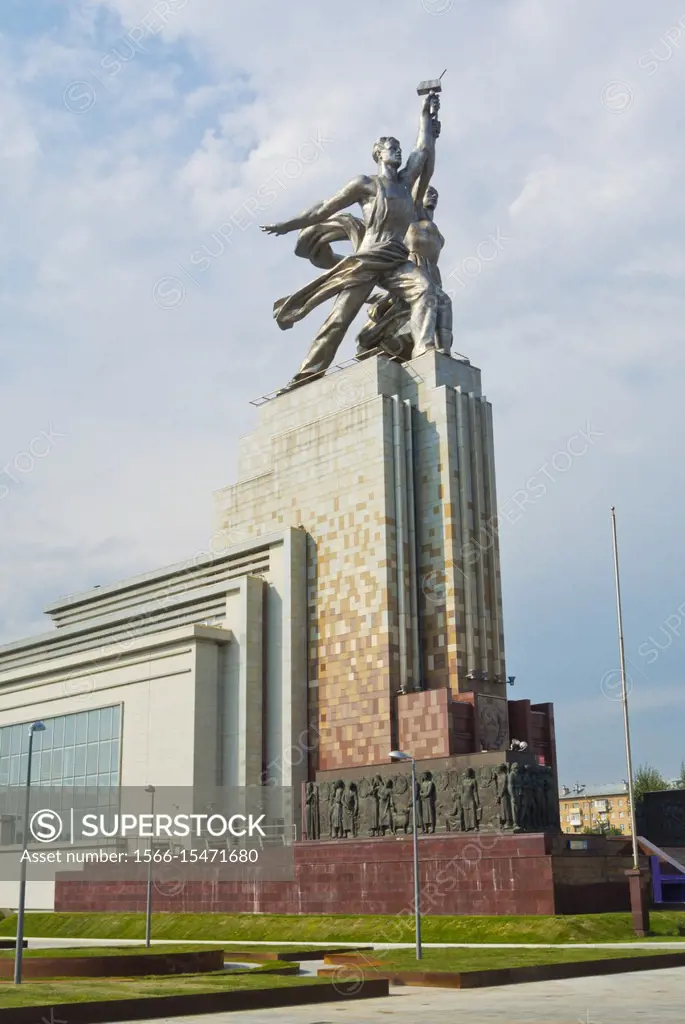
[{"xmin": 121, "ymin": 966, "xmax": 685, "ymax": 1023}]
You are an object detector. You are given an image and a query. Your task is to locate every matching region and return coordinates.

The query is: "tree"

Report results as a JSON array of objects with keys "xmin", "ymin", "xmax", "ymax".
[
  {"xmin": 676, "ymin": 762, "xmax": 685, "ymax": 790},
  {"xmin": 633, "ymin": 763, "xmax": 669, "ymax": 804},
  {"xmin": 582, "ymin": 823, "xmax": 623, "ymax": 837}
]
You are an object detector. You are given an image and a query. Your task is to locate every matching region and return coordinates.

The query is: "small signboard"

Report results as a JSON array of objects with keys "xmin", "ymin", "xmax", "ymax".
[{"xmin": 568, "ymin": 839, "xmax": 589, "ymax": 851}]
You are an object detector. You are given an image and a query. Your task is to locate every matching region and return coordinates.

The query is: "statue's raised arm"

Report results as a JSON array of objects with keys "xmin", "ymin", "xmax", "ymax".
[
  {"xmin": 412, "ymin": 110, "xmax": 437, "ymax": 216},
  {"xmin": 401, "ymin": 93, "xmax": 439, "ymax": 192}
]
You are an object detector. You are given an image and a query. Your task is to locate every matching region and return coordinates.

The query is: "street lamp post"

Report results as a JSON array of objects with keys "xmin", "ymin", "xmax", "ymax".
[
  {"xmin": 144, "ymin": 785, "xmax": 155, "ymax": 948},
  {"xmin": 389, "ymin": 750, "xmax": 421, "ymax": 960},
  {"xmin": 14, "ymin": 721, "xmax": 46, "ymax": 985},
  {"xmin": 610, "ymin": 506, "xmax": 649, "ymax": 935}
]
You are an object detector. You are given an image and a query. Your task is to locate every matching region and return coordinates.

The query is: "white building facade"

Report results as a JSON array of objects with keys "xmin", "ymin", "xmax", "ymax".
[{"xmin": 0, "ymin": 529, "xmax": 307, "ymax": 908}]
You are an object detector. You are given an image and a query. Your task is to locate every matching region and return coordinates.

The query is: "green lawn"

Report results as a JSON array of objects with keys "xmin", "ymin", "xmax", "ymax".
[
  {"xmin": 3, "ymin": 910, "xmax": 685, "ymax": 944},
  {"xmin": 335, "ymin": 946, "xmax": 685, "ymax": 973},
  {"xmin": 0, "ymin": 943, "xmax": 224, "ymax": 959},
  {"xmin": 0, "ymin": 970, "xmax": 323, "ymax": 1009}
]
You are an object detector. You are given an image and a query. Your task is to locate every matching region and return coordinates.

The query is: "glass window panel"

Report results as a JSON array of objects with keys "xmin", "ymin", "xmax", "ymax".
[
  {"xmin": 98, "ymin": 741, "xmax": 111, "ymax": 775},
  {"xmin": 72, "ymin": 787, "xmax": 87, "ymax": 809},
  {"xmin": 0, "ymin": 711, "xmax": 122, "ymax": 797},
  {"xmin": 86, "ymin": 774, "xmax": 97, "ymax": 788},
  {"xmin": 52, "ymin": 718, "xmax": 64, "ymax": 749},
  {"xmin": 99, "ymin": 707, "xmax": 112, "ymax": 742},
  {"xmin": 98, "ymin": 773, "xmax": 110, "ymax": 790},
  {"xmin": 75, "ymin": 714, "xmax": 88, "ymax": 744},
  {"xmin": 86, "ymin": 744, "xmax": 99, "ymax": 776},
  {"xmin": 41, "ymin": 719, "xmax": 54, "ymax": 749},
  {"xmin": 87, "ymin": 710, "xmax": 100, "ymax": 743},
  {"xmin": 10, "ymin": 727, "xmax": 22, "ymax": 756},
  {"xmin": 0, "ymin": 817, "xmax": 16, "ymax": 845},
  {"xmin": 64, "ymin": 716, "xmax": 76, "ymax": 746}
]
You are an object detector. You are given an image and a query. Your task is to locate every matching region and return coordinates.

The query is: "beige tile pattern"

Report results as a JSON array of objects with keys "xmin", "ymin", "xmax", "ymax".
[{"xmin": 212, "ymin": 352, "xmax": 509, "ymax": 770}]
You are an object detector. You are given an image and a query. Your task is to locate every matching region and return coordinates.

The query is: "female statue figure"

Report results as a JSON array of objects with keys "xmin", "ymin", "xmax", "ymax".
[
  {"xmin": 461, "ymin": 767, "xmax": 481, "ymax": 832},
  {"xmin": 305, "ymin": 781, "xmax": 320, "ymax": 840},
  {"xmin": 369, "ymin": 774, "xmax": 383, "ymax": 836},
  {"xmin": 419, "ymin": 771, "xmax": 437, "ymax": 834},
  {"xmin": 343, "ymin": 782, "xmax": 359, "ymax": 838},
  {"xmin": 379, "ymin": 778, "xmax": 396, "ymax": 835},
  {"xmin": 495, "ymin": 764, "xmax": 513, "ymax": 829},
  {"xmin": 329, "ymin": 779, "xmax": 345, "ymax": 838}
]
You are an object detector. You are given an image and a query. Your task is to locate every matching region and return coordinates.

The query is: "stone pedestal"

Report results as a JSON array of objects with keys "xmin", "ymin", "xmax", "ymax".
[
  {"xmin": 213, "ymin": 352, "xmax": 509, "ymax": 772},
  {"xmin": 55, "ymin": 833, "xmax": 640, "ymax": 917},
  {"xmin": 625, "ymin": 868, "xmax": 651, "ymax": 936}
]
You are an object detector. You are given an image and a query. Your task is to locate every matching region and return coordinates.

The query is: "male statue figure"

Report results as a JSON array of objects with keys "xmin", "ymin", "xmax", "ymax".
[
  {"xmin": 356, "ymin": 180, "xmax": 453, "ymax": 358},
  {"xmin": 261, "ymin": 93, "xmax": 442, "ymax": 389}
]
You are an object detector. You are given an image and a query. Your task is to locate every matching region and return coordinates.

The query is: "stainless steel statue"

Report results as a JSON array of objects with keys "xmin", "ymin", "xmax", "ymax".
[
  {"xmin": 261, "ymin": 83, "xmax": 448, "ymax": 390},
  {"xmin": 356, "ymin": 182, "xmax": 452, "ymax": 360}
]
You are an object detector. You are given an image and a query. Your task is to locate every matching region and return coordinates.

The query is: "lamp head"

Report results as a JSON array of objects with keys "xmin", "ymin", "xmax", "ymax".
[
  {"xmin": 389, "ymin": 750, "xmax": 412, "ymax": 762},
  {"xmin": 30, "ymin": 721, "xmax": 46, "ymax": 733},
  {"xmin": 145, "ymin": 785, "xmax": 156, "ymax": 794}
]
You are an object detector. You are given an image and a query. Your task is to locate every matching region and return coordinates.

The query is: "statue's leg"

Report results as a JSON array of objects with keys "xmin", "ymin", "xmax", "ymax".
[
  {"xmin": 382, "ymin": 263, "xmax": 438, "ymax": 357},
  {"xmin": 289, "ymin": 284, "xmax": 372, "ymax": 383}
]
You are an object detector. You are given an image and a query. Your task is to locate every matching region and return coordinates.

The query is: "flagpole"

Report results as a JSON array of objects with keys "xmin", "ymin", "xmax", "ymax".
[{"xmin": 609, "ymin": 506, "xmax": 639, "ymax": 869}]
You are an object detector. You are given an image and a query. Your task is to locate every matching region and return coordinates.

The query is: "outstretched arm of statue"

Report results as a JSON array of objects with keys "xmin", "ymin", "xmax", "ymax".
[
  {"xmin": 412, "ymin": 121, "xmax": 436, "ymax": 216},
  {"xmin": 403, "ymin": 93, "xmax": 439, "ymax": 191},
  {"xmin": 261, "ymin": 176, "xmax": 371, "ymax": 235}
]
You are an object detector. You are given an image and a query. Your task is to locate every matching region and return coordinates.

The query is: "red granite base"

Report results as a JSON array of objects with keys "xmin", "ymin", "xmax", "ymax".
[{"xmin": 55, "ymin": 833, "xmax": 642, "ymax": 917}]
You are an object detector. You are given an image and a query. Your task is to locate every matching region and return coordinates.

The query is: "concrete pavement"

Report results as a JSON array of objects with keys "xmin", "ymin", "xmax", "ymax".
[{"xmin": 115, "ymin": 967, "xmax": 685, "ymax": 1022}]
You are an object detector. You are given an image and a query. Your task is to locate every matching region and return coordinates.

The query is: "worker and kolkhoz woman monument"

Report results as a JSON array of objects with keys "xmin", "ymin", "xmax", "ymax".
[{"xmin": 261, "ymin": 75, "xmax": 452, "ymax": 391}]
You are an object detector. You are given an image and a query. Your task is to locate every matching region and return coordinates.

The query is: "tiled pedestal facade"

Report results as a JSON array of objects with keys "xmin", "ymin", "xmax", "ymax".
[
  {"xmin": 213, "ymin": 352, "xmax": 511, "ymax": 774},
  {"xmin": 55, "ymin": 833, "xmax": 644, "ymax": 917}
]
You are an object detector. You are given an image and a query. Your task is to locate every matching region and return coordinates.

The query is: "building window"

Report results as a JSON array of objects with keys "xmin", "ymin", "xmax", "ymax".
[
  {"xmin": 619, "ymin": 811, "xmax": 625, "ymax": 818},
  {"xmin": 0, "ymin": 706, "xmax": 121, "ymax": 845}
]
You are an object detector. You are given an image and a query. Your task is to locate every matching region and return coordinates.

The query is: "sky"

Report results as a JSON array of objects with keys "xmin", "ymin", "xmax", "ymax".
[{"xmin": 1, "ymin": 0, "xmax": 685, "ymax": 785}]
